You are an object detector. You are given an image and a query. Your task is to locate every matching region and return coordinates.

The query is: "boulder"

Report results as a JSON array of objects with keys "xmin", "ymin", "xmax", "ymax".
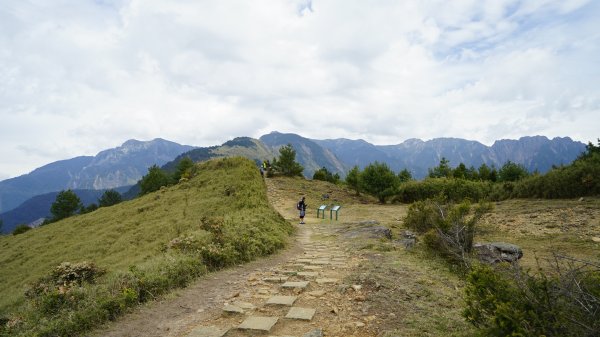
[
  {"xmin": 473, "ymin": 242, "xmax": 523, "ymax": 264},
  {"xmin": 358, "ymin": 220, "xmax": 380, "ymax": 225},
  {"xmin": 303, "ymin": 329, "xmax": 324, "ymax": 337},
  {"xmin": 344, "ymin": 220, "xmax": 392, "ymax": 240},
  {"xmin": 399, "ymin": 230, "xmax": 417, "ymax": 249}
]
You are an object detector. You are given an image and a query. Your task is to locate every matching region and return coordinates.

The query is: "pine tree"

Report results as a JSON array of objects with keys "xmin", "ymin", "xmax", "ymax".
[{"xmin": 50, "ymin": 190, "xmax": 83, "ymax": 221}]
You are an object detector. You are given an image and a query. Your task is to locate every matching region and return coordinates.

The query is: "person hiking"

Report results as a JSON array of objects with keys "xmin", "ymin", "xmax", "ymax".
[{"xmin": 297, "ymin": 196, "xmax": 307, "ymax": 224}]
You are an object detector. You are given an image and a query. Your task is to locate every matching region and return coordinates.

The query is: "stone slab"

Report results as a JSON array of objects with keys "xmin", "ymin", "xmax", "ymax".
[
  {"xmin": 281, "ymin": 281, "xmax": 309, "ymax": 289},
  {"xmin": 223, "ymin": 304, "xmax": 244, "ymax": 314},
  {"xmin": 238, "ymin": 316, "xmax": 279, "ymax": 332},
  {"xmin": 296, "ymin": 258, "xmax": 313, "ymax": 263},
  {"xmin": 186, "ymin": 326, "xmax": 228, "ymax": 337},
  {"xmin": 266, "ymin": 295, "xmax": 297, "ymax": 306},
  {"xmin": 302, "ymin": 266, "xmax": 323, "ymax": 270},
  {"xmin": 285, "ymin": 307, "xmax": 316, "ymax": 321},
  {"xmin": 277, "ymin": 270, "xmax": 298, "ymax": 276},
  {"xmin": 310, "ymin": 260, "xmax": 331, "ymax": 265},
  {"xmin": 263, "ymin": 276, "xmax": 289, "ymax": 283},
  {"xmin": 233, "ymin": 301, "xmax": 256, "ymax": 310},
  {"xmin": 315, "ymin": 278, "xmax": 339, "ymax": 284},
  {"xmin": 297, "ymin": 272, "xmax": 319, "ymax": 278},
  {"xmin": 303, "ymin": 329, "xmax": 324, "ymax": 337},
  {"xmin": 307, "ymin": 290, "xmax": 326, "ymax": 297}
]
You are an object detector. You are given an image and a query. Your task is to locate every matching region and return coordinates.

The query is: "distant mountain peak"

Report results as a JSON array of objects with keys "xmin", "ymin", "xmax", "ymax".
[{"xmin": 0, "ymin": 139, "xmax": 194, "ymax": 213}]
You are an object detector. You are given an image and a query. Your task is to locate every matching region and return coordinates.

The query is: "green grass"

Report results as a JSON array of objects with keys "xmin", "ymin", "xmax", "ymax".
[{"xmin": 0, "ymin": 157, "xmax": 292, "ymax": 336}]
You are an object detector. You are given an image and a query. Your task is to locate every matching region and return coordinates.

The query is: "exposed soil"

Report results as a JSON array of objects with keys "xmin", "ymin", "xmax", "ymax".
[
  {"xmin": 92, "ymin": 179, "xmax": 600, "ymax": 337},
  {"xmin": 93, "ymin": 179, "xmax": 379, "ymax": 337}
]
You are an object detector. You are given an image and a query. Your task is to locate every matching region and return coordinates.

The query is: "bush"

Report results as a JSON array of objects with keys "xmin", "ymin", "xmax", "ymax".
[
  {"xmin": 12, "ymin": 224, "xmax": 32, "ymax": 235},
  {"xmin": 497, "ymin": 161, "xmax": 529, "ymax": 182},
  {"xmin": 404, "ymin": 199, "xmax": 492, "ymax": 267},
  {"xmin": 507, "ymin": 153, "xmax": 600, "ymax": 199},
  {"xmin": 464, "ymin": 257, "xmax": 600, "ymax": 337},
  {"xmin": 394, "ymin": 178, "xmax": 493, "ymax": 203},
  {"xmin": 312, "ymin": 167, "xmax": 340, "ymax": 184},
  {"xmin": 98, "ymin": 190, "xmax": 122, "ymax": 207},
  {"xmin": 139, "ymin": 165, "xmax": 171, "ymax": 195}
]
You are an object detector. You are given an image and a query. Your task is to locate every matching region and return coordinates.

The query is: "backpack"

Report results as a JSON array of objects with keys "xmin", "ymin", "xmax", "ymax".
[{"xmin": 296, "ymin": 201, "xmax": 302, "ymax": 210}]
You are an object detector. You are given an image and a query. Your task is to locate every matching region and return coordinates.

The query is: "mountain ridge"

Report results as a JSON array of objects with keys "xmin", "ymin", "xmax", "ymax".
[
  {"xmin": 0, "ymin": 139, "xmax": 194, "ymax": 213},
  {"xmin": 315, "ymin": 135, "xmax": 586, "ymax": 178}
]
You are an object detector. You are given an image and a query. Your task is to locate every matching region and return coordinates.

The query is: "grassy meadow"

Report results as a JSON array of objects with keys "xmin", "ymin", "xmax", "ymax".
[
  {"xmin": 269, "ymin": 176, "xmax": 599, "ymax": 336},
  {"xmin": 0, "ymin": 157, "xmax": 292, "ymax": 336}
]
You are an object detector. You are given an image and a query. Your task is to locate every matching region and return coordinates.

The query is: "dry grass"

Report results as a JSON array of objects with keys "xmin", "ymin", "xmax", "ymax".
[
  {"xmin": 268, "ymin": 177, "xmax": 600, "ymax": 336},
  {"xmin": 0, "ymin": 157, "xmax": 291, "ymax": 316},
  {"xmin": 477, "ymin": 198, "xmax": 600, "ymax": 268}
]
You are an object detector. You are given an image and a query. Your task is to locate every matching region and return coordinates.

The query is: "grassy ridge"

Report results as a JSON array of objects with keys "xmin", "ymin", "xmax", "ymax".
[{"xmin": 0, "ymin": 157, "xmax": 292, "ymax": 335}]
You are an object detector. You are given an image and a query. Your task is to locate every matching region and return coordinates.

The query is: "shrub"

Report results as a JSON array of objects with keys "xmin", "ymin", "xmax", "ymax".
[
  {"xmin": 394, "ymin": 178, "xmax": 493, "ymax": 203},
  {"xmin": 508, "ymin": 152, "xmax": 600, "ymax": 199},
  {"xmin": 98, "ymin": 190, "xmax": 122, "ymax": 207},
  {"xmin": 404, "ymin": 199, "xmax": 492, "ymax": 267},
  {"xmin": 312, "ymin": 167, "xmax": 340, "ymax": 184},
  {"xmin": 497, "ymin": 161, "xmax": 529, "ymax": 182},
  {"xmin": 12, "ymin": 224, "xmax": 32, "ymax": 235},
  {"xmin": 139, "ymin": 165, "xmax": 171, "ymax": 195},
  {"xmin": 464, "ymin": 257, "xmax": 600, "ymax": 336},
  {"xmin": 173, "ymin": 156, "xmax": 195, "ymax": 182}
]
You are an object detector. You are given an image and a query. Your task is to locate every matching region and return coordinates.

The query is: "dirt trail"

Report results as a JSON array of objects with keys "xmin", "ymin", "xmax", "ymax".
[{"xmin": 94, "ymin": 179, "xmax": 374, "ymax": 337}]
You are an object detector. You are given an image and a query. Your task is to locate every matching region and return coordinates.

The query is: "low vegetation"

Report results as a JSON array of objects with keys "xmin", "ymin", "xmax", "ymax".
[
  {"xmin": 464, "ymin": 258, "xmax": 600, "ymax": 337},
  {"xmin": 0, "ymin": 157, "xmax": 292, "ymax": 337},
  {"xmin": 402, "ymin": 194, "xmax": 600, "ymax": 336}
]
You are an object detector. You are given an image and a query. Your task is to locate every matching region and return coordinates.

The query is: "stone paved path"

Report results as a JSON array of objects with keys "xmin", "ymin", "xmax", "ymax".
[{"xmin": 174, "ymin": 180, "xmax": 372, "ymax": 337}]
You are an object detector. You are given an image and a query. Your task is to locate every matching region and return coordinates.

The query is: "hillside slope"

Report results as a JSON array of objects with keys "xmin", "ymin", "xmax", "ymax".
[{"xmin": 0, "ymin": 157, "xmax": 292, "ymax": 335}]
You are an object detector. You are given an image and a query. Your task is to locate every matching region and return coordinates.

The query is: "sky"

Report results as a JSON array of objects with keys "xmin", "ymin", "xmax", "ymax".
[{"xmin": 1, "ymin": 0, "xmax": 599, "ymax": 180}]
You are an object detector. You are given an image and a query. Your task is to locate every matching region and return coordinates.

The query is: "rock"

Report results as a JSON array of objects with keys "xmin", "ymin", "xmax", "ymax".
[
  {"xmin": 266, "ymin": 295, "xmax": 297, "ymax": 306},
  {"xmin": 592, "ymin": 237, "xmax": 600, "ymax": 243},
  {"xmin": 233, "ymin": 301, "xmax": 256, "ymax": 310},
  {"xmin": 303, "ymin": 329, "xmax": 324, "ymax": 337},
  {"xmin": 579, "ymin": 197, "xmax": 584, "ymax": 202},
  {"xmin": 223, "ymin": 304, "xmax": 244, "ymax": 314},
  {"xmin": 285, "ymin": 307, "xmax": 316, "ymax": 321},
  {"xmin": 238, "ymin": 316, "xmax": 278, "ymax": 332},
  {"xmin": 186, "ymin": 326, "xmax": 228, "ymax": 337},
  {"xmin": 308, "ymin": 290, "xmax": 326, "ymax": 297},
  {"xmin": 358, "ymin": 220, "xmax": 380, "ymax": 225},
  {"xmin": 343, "ymin": 225, "xmax": 392, "ymax": 240},
  {"xmin": 474, "ymin": 242, "xmax": 523, "ymax": 264},
  {"xmin": 351, "ymin": 284, "xmax": 362, "ymax": 291}
]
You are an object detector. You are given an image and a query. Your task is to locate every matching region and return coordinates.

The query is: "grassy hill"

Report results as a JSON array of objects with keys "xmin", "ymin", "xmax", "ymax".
[{"xmin": 0, "ymin": 157, "xmax": 292, "ymax": 336}]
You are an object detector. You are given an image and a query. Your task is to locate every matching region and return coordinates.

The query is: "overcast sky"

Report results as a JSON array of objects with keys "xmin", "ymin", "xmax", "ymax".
[{"xmin": 1, "ymin": 0, "xmax": 599, "ymax": 179}]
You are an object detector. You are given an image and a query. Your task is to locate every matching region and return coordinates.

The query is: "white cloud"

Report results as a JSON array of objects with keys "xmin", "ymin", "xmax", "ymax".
[{"xmin": 0, "ymin": 0, "xmax": 598, "ymax": 178}]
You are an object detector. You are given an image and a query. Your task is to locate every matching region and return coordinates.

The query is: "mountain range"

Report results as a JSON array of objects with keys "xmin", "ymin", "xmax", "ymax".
[
  {"xmin": 0, "ymin": 132, "xmax": 587, "ymax": 233},
  {"xmin": 0, "ymin": 139, "xmax": 194, "ymax": 214},
  {"xmin": 314, "ymin": 135, "xmax": 585, "ymax": 178}
]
